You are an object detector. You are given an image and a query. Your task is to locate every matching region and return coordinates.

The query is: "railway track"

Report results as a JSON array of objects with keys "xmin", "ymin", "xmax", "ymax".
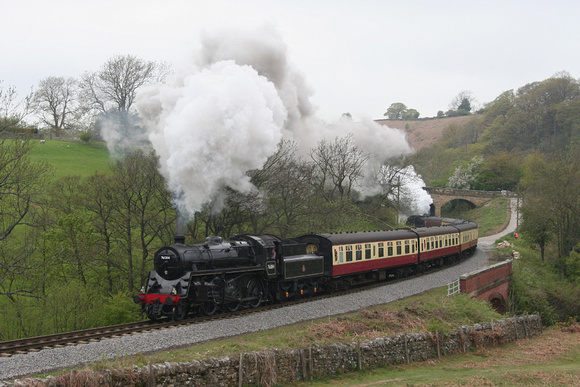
[
  {"xmin": 0, "ymin": 321, "xmax": 159, "ymax": 357},
  {"xmin": 0, "ymin": 256, "xmax": 467, "ymax": 358}
]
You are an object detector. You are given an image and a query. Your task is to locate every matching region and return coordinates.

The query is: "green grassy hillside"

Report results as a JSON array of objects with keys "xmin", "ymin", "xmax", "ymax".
[{"xmin": 27, "ymin": 140, "xmax": 112, "ymax": 179}]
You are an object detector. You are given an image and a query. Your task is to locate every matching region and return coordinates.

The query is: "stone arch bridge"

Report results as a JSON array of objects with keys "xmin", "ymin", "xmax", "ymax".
[{"xmin": 423, "ymin": 187, "xmax": 516, "ymax": 217}]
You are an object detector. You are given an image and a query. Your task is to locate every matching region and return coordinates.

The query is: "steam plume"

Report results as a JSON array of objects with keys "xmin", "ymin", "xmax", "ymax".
[{"xmin": 135, "ymin": 25, "xmax": 419, "ymax": 222}]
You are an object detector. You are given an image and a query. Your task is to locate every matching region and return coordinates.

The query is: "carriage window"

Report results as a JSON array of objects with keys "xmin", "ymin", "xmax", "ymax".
[
  {"xmin": 346, "ymin": 245, "xmax": 353, "ymax": 262},
  {"xmin": 378, "ymin": 242, "xmax": 384, "ymax": 257},
  {"xmin": 365, "ymin": 243, "xmax": 372, "ymax": 259},
  {"xmin": 356, "ymin": 245, "xmax": 362, "ymax": 261},
  {"xmin": 396, "ymin": 241, "xmax": 402, "ymax": 255},
  {"xmin": 404, "ymin": 240, "xmax": 410, "ymax": 254}
]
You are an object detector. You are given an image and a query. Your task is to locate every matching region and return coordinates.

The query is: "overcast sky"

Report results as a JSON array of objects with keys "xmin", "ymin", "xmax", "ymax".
[{"xmin": 2, "ymin": 0, "xmax": 579, "ymax": 122}]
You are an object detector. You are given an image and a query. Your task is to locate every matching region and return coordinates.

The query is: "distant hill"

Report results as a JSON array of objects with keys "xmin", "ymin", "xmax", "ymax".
[{"xmin": 376, "ymin": 116, "xmax": 479, "ymax": 151}]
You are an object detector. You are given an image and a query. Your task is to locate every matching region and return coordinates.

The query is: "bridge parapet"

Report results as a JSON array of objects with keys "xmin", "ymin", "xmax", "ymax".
[
  {"xmin": 424, "ymin": 187, "xmax": 516, "ymax": 198},
  {"xmin": 460, "ymin": 259, "xmax": 513, "ymax": 313}
]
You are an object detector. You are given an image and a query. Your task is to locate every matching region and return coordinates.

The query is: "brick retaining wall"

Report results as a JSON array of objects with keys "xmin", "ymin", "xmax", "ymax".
[{"xmin": 5, "ymin": 314, "xmax": 541, "ymax": 386}]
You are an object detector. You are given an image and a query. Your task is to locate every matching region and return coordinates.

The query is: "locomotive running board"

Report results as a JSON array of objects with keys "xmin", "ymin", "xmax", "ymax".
[{"xmin": 188, "ymin": 265, "xmax": 265, "ymax": 277}]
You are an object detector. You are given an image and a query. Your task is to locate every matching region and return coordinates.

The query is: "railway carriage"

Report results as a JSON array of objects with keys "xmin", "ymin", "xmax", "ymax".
[
  {"xmin": 299, "ymin": 229, "xmax": 419, "ymax": 279},
  {"xmin": 454, "ymin": 221, "xmax": 479, "ymax": 255},
  {"xmin": 135, "ymin": 217, "xmax": 479, "ymax": 321},
  {"xmin": 414, "ymin": 225, "xmax": 461, "ymax": 265}
]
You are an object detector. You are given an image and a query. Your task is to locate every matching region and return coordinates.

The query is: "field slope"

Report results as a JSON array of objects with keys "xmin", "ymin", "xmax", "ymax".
[
  {"xmin": 27, "ymin": 140, "xmax": 112, "ymax": 179},
  {"xmin": 376, "ymin": 115, "xmax": 479, "ymax": 151}
]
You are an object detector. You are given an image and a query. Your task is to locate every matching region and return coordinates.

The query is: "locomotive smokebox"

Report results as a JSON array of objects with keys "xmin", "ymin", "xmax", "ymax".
[{"xmin": 174, "ymin": 235, "xmax": 185, "ymax": 244}]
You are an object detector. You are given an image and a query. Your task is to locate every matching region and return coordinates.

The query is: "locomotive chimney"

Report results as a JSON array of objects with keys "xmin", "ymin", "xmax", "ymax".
[{"xmin": 174, "ymin": 208, "xmax": 187, "ymax": 245}]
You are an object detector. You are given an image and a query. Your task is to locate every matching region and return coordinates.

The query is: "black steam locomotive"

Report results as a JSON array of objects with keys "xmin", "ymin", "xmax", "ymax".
[{"xmin": 134, "ymin": 217, "xmax": 478, "ymax": 320}]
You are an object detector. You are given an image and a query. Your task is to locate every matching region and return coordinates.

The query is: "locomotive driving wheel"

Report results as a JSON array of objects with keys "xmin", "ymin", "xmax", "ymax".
[
  {"xmin": 245, "ymin": 278, "xmax": 263, "ymax": 308},
  {"xmin": 172, "ymin": 303, "xmax": 189, "ymax": 321},
  {"xmin": 225, "ymin": 286, "xmax": 242, "ymax": 312},
  {"xmin": 200, "ymin": 302, "xmax": 217, "ymax": 316}
]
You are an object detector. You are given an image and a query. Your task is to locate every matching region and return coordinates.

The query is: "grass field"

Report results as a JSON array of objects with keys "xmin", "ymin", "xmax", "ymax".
[
  {"xmin": 27, "ymin": 139, "xmax": 112, "ymax": 179},
  {"xmin": 459, "ymin": 196, "xmax": 511, "ymax": 237}
]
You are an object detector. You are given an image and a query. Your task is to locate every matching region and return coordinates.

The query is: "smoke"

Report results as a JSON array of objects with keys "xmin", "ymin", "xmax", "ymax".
[
  {"xmin": 138, "ymin": 60, "xmax": 286, "ymax": 218},
  {"xmin": 97, "ymin": 111, "xmax": 150, "ymax": 157},
  {"xmin": 134, "ymin": 25, "xmax": 418, "ymax": 223},
  {"xmin": 378, "ymin": 164, "xmax": 433, "ymax": 217}
]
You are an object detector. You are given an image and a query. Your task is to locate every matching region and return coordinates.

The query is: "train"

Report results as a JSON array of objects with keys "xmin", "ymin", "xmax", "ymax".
[{"xmin": 133, "ymin": 216, "xmax": 478, "ymax": 320}]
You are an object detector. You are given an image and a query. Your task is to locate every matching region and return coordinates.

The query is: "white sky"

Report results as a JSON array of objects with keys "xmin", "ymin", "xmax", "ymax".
[{"xmin": 2, "ymin": 0, "xmax": 579, "ymax": 122}]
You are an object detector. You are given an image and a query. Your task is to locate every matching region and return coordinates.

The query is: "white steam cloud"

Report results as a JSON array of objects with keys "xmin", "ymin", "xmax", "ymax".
[
  {"xmin": 138, "ymin": 60, "xmax": 286, "ymax": 217},
  {"xmin": 134, "ymin": 25, "xmax": 420, "ymax": 220},
  {"xmin": 379, "ymin": 165, "xmax": 433, "ymax": 218}
]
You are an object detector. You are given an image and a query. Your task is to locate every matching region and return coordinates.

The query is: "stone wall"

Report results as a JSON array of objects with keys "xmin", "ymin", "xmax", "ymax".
[{"xmin": 7, "ymin": 314, "xmax": 541, "ymax": 387}]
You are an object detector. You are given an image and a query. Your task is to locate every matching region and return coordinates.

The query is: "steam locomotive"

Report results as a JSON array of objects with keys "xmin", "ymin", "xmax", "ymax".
[{"xmin": 134, "ymin": 217, "xmax": 478, "ymax": 320}]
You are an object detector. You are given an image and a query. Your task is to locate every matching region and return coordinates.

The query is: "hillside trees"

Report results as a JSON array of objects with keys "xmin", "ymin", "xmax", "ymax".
[
  {"xmin": 481, "ymin": 73, "xmax": 580, "ymax": 154},
  {"xmin": 413, "ymin": 74, "xmax": 580, "ymax": 189},
  {"xmin": 0, "ymin": 140, "xmax": 53, "ymax": 298},
  {"xmin": 520, "ymin": 151, "xmax": 580, "ymax": 263},
  {"xmin": 474, "ymin": 151, "xmax": 522, "ymax": 191},
  {"xmin": 108, "ymin": 150, "xmax": 175, "ymax": 292},
  {"xmin": 383, "ymin": 102, "xmax": 420, "ymax": 119},
  {"xmin": 0, "ymin": 149, "xmax": 176, "ymax": 338},
  {"xmin": 81, "ymin": 173, "xmax": 120, "ymax": 293}
]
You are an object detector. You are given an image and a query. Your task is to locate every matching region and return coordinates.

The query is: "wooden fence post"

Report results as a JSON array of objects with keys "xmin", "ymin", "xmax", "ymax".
[
  {"xmin": 238, "ymin": 353, "xmax": 243, "ymax": 387},
  {"xmin": 356, "ymin": 338, "xmax": 362, "ymax": 370},
  {"xmin": 404, "ymin": 334, "xmax": 410, "ymax": 363}
]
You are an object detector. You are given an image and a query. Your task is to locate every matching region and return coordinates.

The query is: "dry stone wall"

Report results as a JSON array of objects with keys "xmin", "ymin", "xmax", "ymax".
[{"xmin": 5, "ymin": 314, "xmax": 541, "ymax": 387}]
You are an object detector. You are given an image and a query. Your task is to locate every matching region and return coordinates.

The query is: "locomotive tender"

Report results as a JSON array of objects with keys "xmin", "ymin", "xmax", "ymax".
[{"xmin": 134, "ymin": 217, "xmax": 478, "ymax": 320}]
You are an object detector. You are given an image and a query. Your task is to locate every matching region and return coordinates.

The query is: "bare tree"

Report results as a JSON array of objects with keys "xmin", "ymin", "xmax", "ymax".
[
  {"xmin": 250, "ymin": 141, "xmax": 315, "ymax": 236},
  {"xmin": 33, "ymin": 76, "xmax": 78, "ymax": 134},
  {"xmin": 80, "ymin": 54, "xmax": 168, "ymax": 114},
  {"xmin": 310, "ymin": 134, "xmax": 370, "ymax": 201},
  {"xmin": 0, "ymin": 81, "xmax": 33, "ymax": 131}
]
